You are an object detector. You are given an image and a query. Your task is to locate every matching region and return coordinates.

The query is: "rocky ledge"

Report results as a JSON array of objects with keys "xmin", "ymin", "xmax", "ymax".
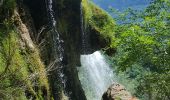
[{"xmin": 102, "ymin": 83, "xmax": 138, "ymax": 100}]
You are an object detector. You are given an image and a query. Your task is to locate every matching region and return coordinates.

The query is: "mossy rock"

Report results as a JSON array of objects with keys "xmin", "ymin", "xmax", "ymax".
[
  {"xmin": 81, "ymin": 0, "xmax": 116, "ymax": 53},
  {"xmin": 0, "ymin": 12, "xmax": 50, "ymax": 99}
]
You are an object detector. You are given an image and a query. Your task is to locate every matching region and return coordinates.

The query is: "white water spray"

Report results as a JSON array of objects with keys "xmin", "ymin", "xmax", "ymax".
[{"xmin": 78, "ymin": 51, "xmax": 116, "ymax": 100}]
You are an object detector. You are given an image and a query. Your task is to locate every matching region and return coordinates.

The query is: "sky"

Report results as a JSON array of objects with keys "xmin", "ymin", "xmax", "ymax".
[{"xmin": 92, "ymin": 0, "xmax": 151, "ymax": 11}]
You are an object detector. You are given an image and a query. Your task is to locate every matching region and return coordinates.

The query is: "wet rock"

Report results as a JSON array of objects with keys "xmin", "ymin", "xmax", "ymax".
[
  {"xmin": 22, "ymin": 0, "xmax": 87, "ymax": 99},
  {"xmin": 102, "ymin": 83, "xmax": 138, "ymax": 100}
]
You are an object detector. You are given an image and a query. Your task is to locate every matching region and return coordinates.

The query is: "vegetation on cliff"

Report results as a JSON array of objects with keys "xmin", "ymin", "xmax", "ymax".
[
  {"xmin": 1, "ymin": 0, "xmax": 170, "ymax": 100},
  {"xmin": 82, "ymin": 0, "xmax": 116, "ymax": 49},
  {"xmin": 0, "ymin": 0, "xmax": 50, "ymax": 99}
]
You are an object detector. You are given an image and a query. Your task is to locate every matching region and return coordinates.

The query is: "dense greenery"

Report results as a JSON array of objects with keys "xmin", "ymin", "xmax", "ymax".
[
  {"xmin": 109, "ymin": 0, "xmax": 170, "ymax": 99},
  {"xmin": 82, "ymin": 0, "xmax": 116, "ymax": 48},
  {"xmin": 0, "ymin": 20, "xmax": 50, "ymax": 100},
  {"xmin": 0, "ymin": 1, "xmax": 50, "ymax": 99}
]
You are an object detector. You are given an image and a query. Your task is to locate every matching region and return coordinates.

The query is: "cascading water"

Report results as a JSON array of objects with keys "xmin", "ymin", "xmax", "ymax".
[
  {"xmin": 78, "ymin": 51, "xmax": 116, "ymax": 100},
  {"xmin": 80, "ymin": 3, "xmax": 87, "ymax": 54},
  {"xmin": 46, "ymin": 0, "xmax": 56, "ymax": 27},
  {"xmin": 80, "ymin": 3, "xmax": 91, "ymax": 54},
  {"xmin": 45, "ymin": 0, "xmax": 68, "ymax": 98},
  {"xmin": 79, "ymin": 2, "xmax": 116, "ymax": 100}
]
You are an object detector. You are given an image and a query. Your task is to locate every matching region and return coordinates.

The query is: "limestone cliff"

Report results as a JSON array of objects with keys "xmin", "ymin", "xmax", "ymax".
[
  {"xmin": 20, "ymin": 0, "xmax": 86, "ymax": 99},
  {"xmin": 0, "ymin": 0, "xmax": 116, "ymax": 100}
]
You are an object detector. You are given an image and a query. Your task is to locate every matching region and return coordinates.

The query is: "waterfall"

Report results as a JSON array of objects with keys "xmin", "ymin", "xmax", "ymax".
[
  {"xmin": 79, "ymin": 2, "xmax": 116, "ymax": 100},
  {"xmin": 45, "ymin": 0, "xmax": 68, "ymax": 97},
  {"xmin": 46, "ymin": 0, "xmax": 64, "ymax": 63},
  {"xmin": 80, "ymin": 3, "xmax": 86, "ymax": 54},
  {"xmin": 80, "ymin": 3, "xmax": 90, "ymax": 54},
  {"xmin": 78, "ymin": 51, "xmax": 116, "ymax": 100},
  {"xmin": 46, "ymin": 0, "xmax": 56, "ymax": 27}
]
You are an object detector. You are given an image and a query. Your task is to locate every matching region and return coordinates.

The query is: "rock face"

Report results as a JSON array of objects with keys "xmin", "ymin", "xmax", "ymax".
[
  {"xmin": 102, "ymin": 83, "xmax": 138, "ymax": 100},
  {"xmin": 22, "ymin": 0, "xmax": 86, "ymax": 99},
  {"xmin": 1, "ymin": 0, "xmax": 116, "ymax": 99},
  {"xmin": 20, "ymin": 0, "xmax": 115, "ymax": 99}
]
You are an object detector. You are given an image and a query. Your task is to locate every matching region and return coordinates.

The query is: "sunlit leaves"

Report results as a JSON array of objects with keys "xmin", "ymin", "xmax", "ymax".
[{"xmin": 111, "ymin": 0, "xmax": 170, "ymax": 99}]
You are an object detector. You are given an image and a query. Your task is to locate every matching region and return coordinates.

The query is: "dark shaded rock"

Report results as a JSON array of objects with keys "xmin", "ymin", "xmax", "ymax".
[
  {"xmin": 102, "ymin": 83, "xmax": 138, "ymax": 100},
  {"xmin": 22, "ymin": 0, "xmax": 48, "ymax": 30},
  {"xmin": 22, "ymin": 0, "xmax": 86, "ymax": 100},
  {"xmin": 104, "ymin": 47, "xmax": 116, "ymax": 56},
  {"xmin": 21, "ymin": 0, "xmax": 114, "ymax": 99},
  {"xmin": 52, "ymin": 0, "xmax": 87, "ymax": 100},
  {"xmin": 80, "ymin": 25, "xmax": 112, "ymax": 54}
]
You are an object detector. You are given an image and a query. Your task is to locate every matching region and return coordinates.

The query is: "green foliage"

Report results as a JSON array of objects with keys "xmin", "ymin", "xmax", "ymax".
[
  {"xmin": 2, "ymin": 0, "xmax": 16, "ymax": 10},
  {"xmin": 109, "ymin": 0, "xmax": 170, "ymax": 99},
  {"xmin": 89, "ymin": 3, "xmax": 115, "ymax": 38},
  {"xmin": 0, "ymin": 20, "xmax": 49, "ymax": 99},
  {"xmin": 82, "ymin": 0, "xmax": 116, "ymax": 47},
  {"xmin": 0, "ymin": 0, "xmax": 16, "ymax": 21},
  {"xmin": 0, "ymin": 22, "xmax": 28, "ymax": 99}
]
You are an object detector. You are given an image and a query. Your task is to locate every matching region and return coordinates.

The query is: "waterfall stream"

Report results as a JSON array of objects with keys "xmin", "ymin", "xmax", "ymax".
[
  {"xmin": 46, "ymin": 0, "xmax": 116, "ymax": 99},
  {"xmin": 78, "ymin": 51, "xmax": 116, "ymax": 100},
  {"xmin": 45, "ymin": 0, "xmax": 68, "ymax": 97},
  {"xmin": 80, "ymin": 3, "xmax": 87, "ymax": 54},
  {"xmin": 79, "ymin": 2, "xmax": 116, "ymax": 100}
]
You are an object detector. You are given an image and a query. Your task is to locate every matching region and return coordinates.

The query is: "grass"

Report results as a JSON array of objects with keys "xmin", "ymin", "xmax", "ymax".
[{"xmin": 0, "ymin": 20, "xmax": 50, "ymax": 99}]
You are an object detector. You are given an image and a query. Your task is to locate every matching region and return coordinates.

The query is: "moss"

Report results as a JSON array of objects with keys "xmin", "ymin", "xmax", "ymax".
[
  {"xmin": 26, "ymin": 48, "xmax": 50, "ymax": 96},
  {"xmin": 0, "ymin": 19, "xmax": 50, "ymax": 99},
  {"xmin": 115, "ymin": 96, "xmax": 122, "ymax": 100},
  {"xmin": 82, "ymin": 0, "xmax": 92, "ymax": 26},
  {"xmin": 2, "ymin": 0, "xmax": 16, "ymax": 10},
  {"xmin": 0, "ymin": 0, "xmax": 16, "ymax": 22},
  {"xmin": 82, "ymin": 0, "xmax": 116, "ymax": 49},
  {"xmin": 0, "ymin": 24, "xmax": 29, "ymax": 99}
]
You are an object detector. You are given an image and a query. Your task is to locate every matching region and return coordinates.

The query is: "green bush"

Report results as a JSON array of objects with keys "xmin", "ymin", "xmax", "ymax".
[{"xmin": 110, "ymin": 0, "xmax": 170, "ymax": 99}]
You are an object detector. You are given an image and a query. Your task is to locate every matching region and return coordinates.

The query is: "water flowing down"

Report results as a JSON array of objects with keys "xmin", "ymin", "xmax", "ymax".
[
  {"xmin": 80, "ymin": 3, "xmax": 87, "ymax": 54},
  {"xmin": 46, "ymin": 0, "xmax": 56, "ymax": 27},
  {"xmin": 78, "ymin": 51, "xmax": 116, "ymax": 100},
  {"xmin": 79, "ymin": 3, "xmax": 116, "ymax": 99},
  {"xmin": 45, "ymin": 0, "xmax": 68, "ymax": 97}
]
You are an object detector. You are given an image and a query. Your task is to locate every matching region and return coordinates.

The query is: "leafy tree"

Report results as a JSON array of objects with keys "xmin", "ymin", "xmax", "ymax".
[{"xmin": 110, "ymin": 0, "xmax": 170, "ymax": 99}]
